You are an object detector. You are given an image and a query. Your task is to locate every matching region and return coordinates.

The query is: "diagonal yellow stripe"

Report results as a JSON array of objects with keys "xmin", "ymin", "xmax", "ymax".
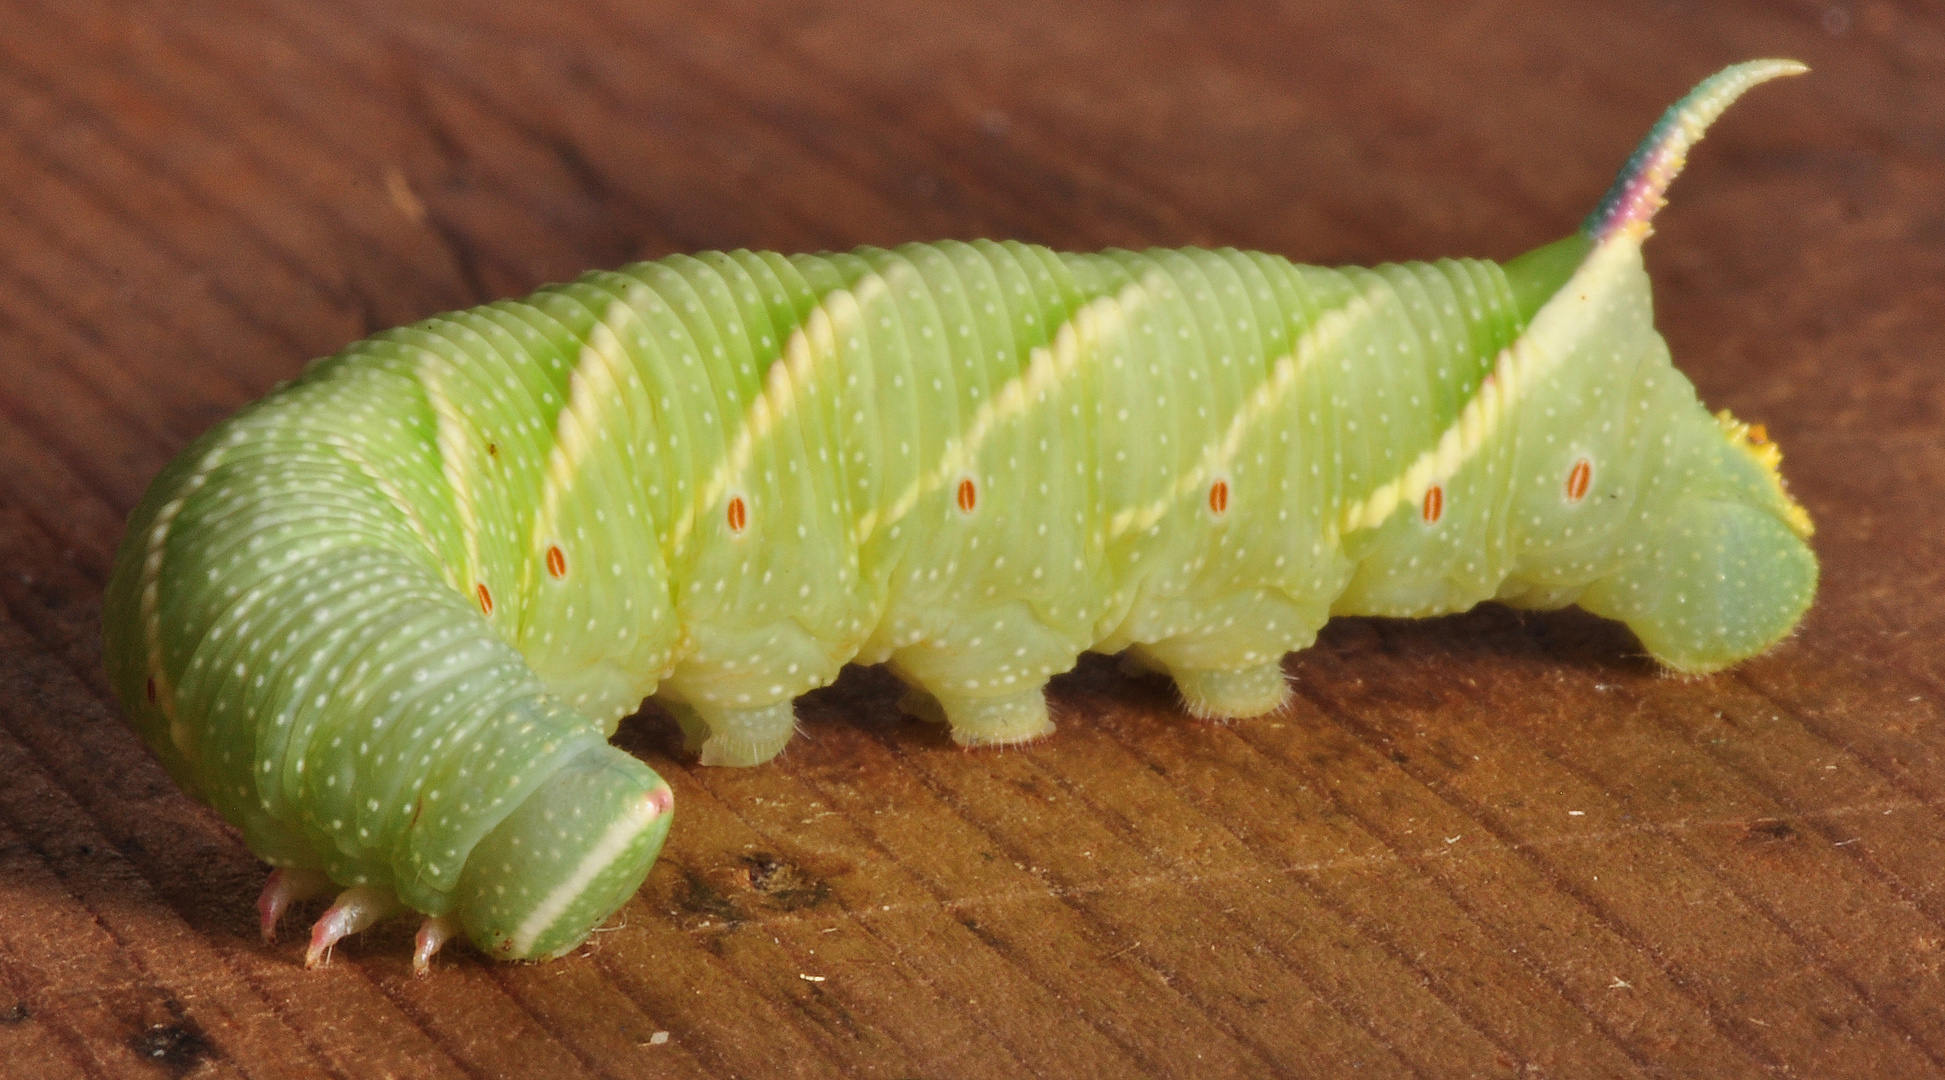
[
  {"xmin": 1334, "ymin": 235, "xmax": 1634, "ymax": 541},
  {"xmin": 1104, "ymin": 280, "xmax": 1384, "ymax": 542},
  {"xmin": 669, "ymin": 272, "xmax": 891, "ymax": 556},
  {"xmin": 854, "ymin": 279, "xmax": 1147, "ymax": 544}
]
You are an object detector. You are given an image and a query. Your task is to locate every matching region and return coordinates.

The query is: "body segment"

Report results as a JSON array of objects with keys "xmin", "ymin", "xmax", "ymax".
[{"xmin": 102, "ymin": 60, "xmax": 1816, "ymax": 966}]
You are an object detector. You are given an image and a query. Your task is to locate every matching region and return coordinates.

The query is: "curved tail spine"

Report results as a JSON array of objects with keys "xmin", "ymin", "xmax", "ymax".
[{"xmin": 1582, "ymin": 59, "xmax": 1808, "ymax": 245}]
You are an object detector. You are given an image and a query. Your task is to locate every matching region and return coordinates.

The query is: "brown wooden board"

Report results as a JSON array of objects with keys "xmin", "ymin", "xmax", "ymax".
[{"xmin": 1, "ymin": 1, "xmax": 1941, "ymax": 1077}]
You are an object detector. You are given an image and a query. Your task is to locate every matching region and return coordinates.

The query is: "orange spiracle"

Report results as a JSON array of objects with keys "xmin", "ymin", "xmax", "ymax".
[
  {"xmin": 1566, "ymin": 459, "xmax": 1593, "ymax": 503},
  {"xmin": 1421, "ymin": 485, "xmax": 1444, "ymax": 524},
  {"xmin": 727, "ymin": 496, "xmax": 748, "ymax": 533},
  {"xmin": 476, "ymin": 583, "xmax": 494, "ymax": 616},
  {"xmin": 546, "ymin": 545, "xmax": 567, "ymax": 579},
  {"xmin": 1208, "ymin": 480, "xmax": 1230, "ymax": 516},
  {"xmin": 956, "ymin": 478, "xmax": 977, "ymax": 514}
]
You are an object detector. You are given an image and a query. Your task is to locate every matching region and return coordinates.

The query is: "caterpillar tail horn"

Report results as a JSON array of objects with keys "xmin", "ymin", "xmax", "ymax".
[
  {"xmin": 1503, "ymin": 58, "xmax": 1812, "ymax": 322},
  {"xmin": 1582, "ymin": 59, "xmax": 1809, "ymax": 246}
]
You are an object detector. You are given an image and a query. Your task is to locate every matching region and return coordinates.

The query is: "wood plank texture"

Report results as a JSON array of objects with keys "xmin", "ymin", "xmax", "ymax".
[{"xmin": 2, "ymin": 1, "xmax": 1941, "ymax": 1077}]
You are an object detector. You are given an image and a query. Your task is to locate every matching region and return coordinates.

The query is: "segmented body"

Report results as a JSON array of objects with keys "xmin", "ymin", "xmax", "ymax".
[{"xmin": 101, "ymin": 60, "xmax": 1818, "ymax": 964}]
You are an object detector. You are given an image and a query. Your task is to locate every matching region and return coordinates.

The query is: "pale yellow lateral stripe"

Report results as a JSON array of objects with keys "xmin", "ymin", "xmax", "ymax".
[
  {"xmin": 509, "ymin": 793, "xmax": 666, "ymax": 957},
  {"xmin": 328, "ymin": 437, "xmax": 455, "ymax": 600},
  {"xmin": 422, "ymin": 360, "xmax": 483, "ymax": 592},
  {"xmin": 670, "ymin": 274, "xmax": 890, "ymax": 557},
  {"xmin": 313, "ymin": 387, "xmax": 453, "ymax": 587},
  {"xmin": 1103, "ymin": 281, "xmax": 1385, "ymax": 542},
  {"xmin": 141, "ymin": 435, "xmax": 235, "ymax": 761},
  {"xmin": 531, "ymin": 288, "xmax": 646, "ymax": 583},
  {"xmin": 853, "ymin": 280, "xmax": 1148, "ymax": 544},
  {"xmin": 1333, "ymin": 236, "xmax": 1634, "ymax": 539}
]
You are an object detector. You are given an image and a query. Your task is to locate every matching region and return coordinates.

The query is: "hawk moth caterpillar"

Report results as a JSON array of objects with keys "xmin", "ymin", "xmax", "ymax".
[{"xmin": 102, "ymin": 61, "xmax": 1817, "ymax": 969}]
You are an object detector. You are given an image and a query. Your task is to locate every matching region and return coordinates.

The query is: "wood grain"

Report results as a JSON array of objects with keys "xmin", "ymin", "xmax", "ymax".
[{"xmin": 2, "ymin": 1, "xmax": 1940, "ymax": 1076}]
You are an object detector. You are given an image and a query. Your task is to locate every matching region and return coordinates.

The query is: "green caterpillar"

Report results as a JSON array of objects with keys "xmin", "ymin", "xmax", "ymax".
[{"xmin": 102, "ymin": 61, "xmax": 1816, "ymax": 970}]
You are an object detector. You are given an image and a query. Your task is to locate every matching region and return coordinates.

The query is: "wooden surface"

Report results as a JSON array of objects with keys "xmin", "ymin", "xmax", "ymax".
[{"xmin": 1, "ymin": 1, "xmax": 1941, "ymax": 1077}]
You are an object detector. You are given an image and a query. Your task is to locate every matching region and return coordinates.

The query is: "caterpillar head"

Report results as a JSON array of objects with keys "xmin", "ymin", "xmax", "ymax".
[
  {"xmin": 1712, "ymin": 410, "xmax": 1813, "ymax": 540},
  {"xmin": 453, "ymin": 745, "xmax": 673, "ymax": 960},
  {"xmin": 1577, "ymin": 405, "xmax": 1818, "ymax": 676}
]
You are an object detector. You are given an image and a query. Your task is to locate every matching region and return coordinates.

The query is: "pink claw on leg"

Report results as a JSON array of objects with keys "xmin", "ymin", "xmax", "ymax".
[
  {"xmin": 258, "ymin": 867, "xmax": 332, "ymax": 944},
  {"xmin": 304, "ymin": 885, "xmax": 404, "ymax": 969},
  {"xmin": 413, "ymin": 915, "xmax": 458, "ymax": 977}
]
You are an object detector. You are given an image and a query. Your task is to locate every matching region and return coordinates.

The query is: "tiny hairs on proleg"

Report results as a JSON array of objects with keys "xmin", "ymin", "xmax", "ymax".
[{"xmin": 100, "ymin": 60, "xmax": 1817, "ymax": 968}]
